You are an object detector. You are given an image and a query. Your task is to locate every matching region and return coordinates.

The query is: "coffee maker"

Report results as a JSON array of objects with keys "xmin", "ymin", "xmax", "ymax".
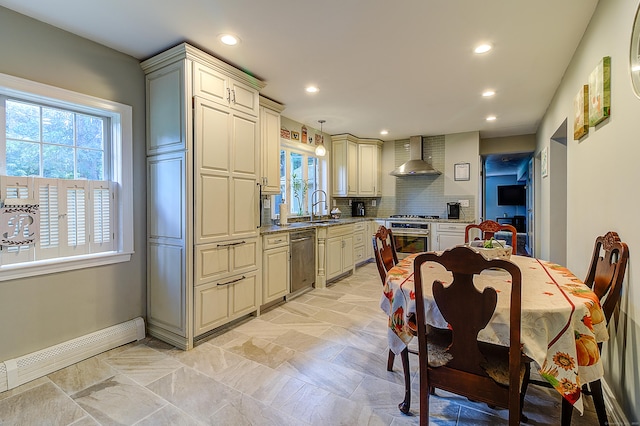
[
  {"xmin": 447, "ymin": 202, "xmax": 460, "ymax": 219},
  {"xmin": 352, "ymin": 201, "xmax": 366, "ymax": 217}
]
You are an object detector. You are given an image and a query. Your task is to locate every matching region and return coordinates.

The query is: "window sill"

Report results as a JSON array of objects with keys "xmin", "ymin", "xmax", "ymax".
[{"xmin": 0, "ymin": 251, "xmax": 133, "ymax": 282}]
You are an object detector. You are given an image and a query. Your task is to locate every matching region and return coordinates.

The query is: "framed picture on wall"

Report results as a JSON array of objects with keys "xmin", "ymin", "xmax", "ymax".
[
  {"xmin": 588, "ymin": 56, "xmax": 611, "ymax": 127},
  {"xmin": 454, "ymin": 162, "xmax": 470, "ymax": 181},
  {"xmin": 573, "ymin": 84, "xmax": 589, "ymax": 140},
  {"xmin": 541, "ymin": 147, "xmax": 549, "ymax": 178}
]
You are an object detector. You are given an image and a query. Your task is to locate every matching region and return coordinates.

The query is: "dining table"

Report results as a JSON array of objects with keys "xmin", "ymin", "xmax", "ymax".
[{"xmin": 379, "ymin": 251, "xmax": 609, "ymax": 415}]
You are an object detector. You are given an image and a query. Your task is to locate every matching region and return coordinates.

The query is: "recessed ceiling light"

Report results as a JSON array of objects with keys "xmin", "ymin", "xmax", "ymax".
[
  {"xmin": 486, "ymin": 115, "xmax": 497, "ymax": 121},
  {"xmin": 482, "ymin": 90, "xmax": 495, "ymax": 97},
  {"xmin": 474, "ymin": 44, "xmax": 492, "ymax": 54},
  {"xmin": 380, "ymin": 130, "xmax": 389, "ymax": 135},
  {"xmin": 305, "ymin": 86, "xmax": 319, "ymax": 93},
  {"xmin": 219, "ymin": 34, "xmax": 239, "ymax": 46}
]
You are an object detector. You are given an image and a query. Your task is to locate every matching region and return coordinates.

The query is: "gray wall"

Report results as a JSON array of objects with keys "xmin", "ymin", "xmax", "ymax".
[
  {"xmin": 536, "ymin": 0, "xmax": 640, "ymax": 420},
  {"xmin": 0, "ymin": 7, "xmax": 146, "ymax": 360}
]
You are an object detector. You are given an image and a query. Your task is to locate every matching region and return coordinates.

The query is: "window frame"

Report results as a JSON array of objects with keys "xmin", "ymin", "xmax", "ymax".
[
  {"xmin": 273, "ymin": 139, "xmax": 328, "ymax": 219},
  {"xmin": 0, "ymin": 73, "xmax": 133, "ymax": 281}
]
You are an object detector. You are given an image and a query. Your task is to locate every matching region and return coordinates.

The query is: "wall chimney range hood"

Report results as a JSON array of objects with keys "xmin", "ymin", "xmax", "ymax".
[{"xmin": 390, "ymin": 136, "xmax": 441, "ymax": 176}]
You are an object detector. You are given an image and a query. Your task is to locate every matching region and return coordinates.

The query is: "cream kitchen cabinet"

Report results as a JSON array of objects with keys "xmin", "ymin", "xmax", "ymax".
[
  {"xmin": 353, "ymin": 221, "xmax": 366, "ymax": 265},
  {"xmin": 357, "ymin": 142, "xmax": 382, "ymax": 197},
  {"xmin": 259, "ymin": 97, "xmax": 284, "ymax": 195},
  {"xmin": 332, "ymin": 134, "xmax": 358, "ymax": 197},
  {"xmin": 331, "ymin": 134, "xmax": 383, "ymax": 197},
  {"xmin": 325, "ymin": 225, "xmax": 354, "ymax": 281},
  {"xmin": 142, "ymin": 43, "xmax": 265, "ymax": 350},
  {"xmin": 433, "ymin": 222, "xmax": 467, "ymax": 251},
  {"xmin": 262, "ymin": 232, "xmax": 290, "ymax": 304}
]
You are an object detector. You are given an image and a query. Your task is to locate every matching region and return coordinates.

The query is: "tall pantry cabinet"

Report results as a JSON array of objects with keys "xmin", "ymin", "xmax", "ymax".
[{"xmin": 142, "ymin": 43, "xmax": 265, "ymax": 349}]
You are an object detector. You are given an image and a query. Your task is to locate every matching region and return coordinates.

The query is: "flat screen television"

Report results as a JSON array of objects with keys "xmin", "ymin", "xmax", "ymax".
[{"xmin": 497, "ymin": 185, "xmax": 526, "ymax": 206}]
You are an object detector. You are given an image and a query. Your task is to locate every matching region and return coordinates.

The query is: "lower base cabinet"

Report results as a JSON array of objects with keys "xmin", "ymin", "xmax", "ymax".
[
  {"xmin": 262, "ymin": 233, "xmax": 290, "ymax": 304},
  {"xmin": 433, "ymin": 222, "xmax": 467, "ymax": 251},
  {"xmin": 325, "ymin": 224, "xmax": 354, "ymax": 281},
  {"xmin": 194, "ymin": 271, "xmax": 258, "ymax": 335}
]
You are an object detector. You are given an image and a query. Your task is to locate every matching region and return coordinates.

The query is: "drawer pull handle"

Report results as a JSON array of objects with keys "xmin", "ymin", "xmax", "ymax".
[
  {"xmin": 217, "ymin": 240, "xmax": 246, "ymax": 248},
  {"xmin": 218, "ymin": 276, "xmax": 246, "ymax": 286}
]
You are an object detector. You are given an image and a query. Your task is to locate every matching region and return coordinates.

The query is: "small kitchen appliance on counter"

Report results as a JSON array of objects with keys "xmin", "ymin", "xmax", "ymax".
[
  {"xmin": 447, "ymin": 202, "xmax": 460, "ymax": 220},
  {"xmin": 352, "ymin": 201, "xmax": 366, "ymax": 217}
]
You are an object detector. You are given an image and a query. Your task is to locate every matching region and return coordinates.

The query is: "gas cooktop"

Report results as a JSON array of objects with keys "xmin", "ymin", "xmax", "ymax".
[{"xmin": 389, "ymin": 214, "xmax": 440, "ymax": 219}]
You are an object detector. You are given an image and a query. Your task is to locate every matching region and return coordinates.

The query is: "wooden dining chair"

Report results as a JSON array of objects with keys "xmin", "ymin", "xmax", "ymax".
[
  {"xmin": 528, "ymin": 231, "xmax": 629, "ymax": 426},
  {"xmin": 413, "ymin": 246, "xmax": 527, "ymax": 426},
  {"xmin": 465, "ymin": 220, "xmax": 517, "ymax": 255},
  {"xmin": 373, "ymin": 225, "xmax": 419, "ymax": 413}
]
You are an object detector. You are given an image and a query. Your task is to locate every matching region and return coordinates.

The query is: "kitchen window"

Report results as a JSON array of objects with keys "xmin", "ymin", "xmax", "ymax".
[
  {"xmin": 0, "ymin": 73, "xmax": 133, "ymax": 280},
  {"xmin": 272, "ymin": 141, "xmax": 327, "ymax": 218}
]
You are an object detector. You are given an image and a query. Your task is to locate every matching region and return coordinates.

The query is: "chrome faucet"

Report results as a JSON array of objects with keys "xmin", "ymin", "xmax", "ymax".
[{"xmin": 310, "ymin": 189, "xmax": 328, "ymax": 221}]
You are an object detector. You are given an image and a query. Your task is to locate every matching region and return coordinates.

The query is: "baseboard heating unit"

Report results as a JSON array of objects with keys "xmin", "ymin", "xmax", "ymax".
[{"xmin": 0, "ymin": 317, "xmax": 145, "ymax": 393}]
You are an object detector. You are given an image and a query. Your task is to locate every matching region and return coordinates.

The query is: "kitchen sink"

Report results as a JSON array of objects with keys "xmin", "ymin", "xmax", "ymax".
[{"xmin": 309, "ymin": 219, "xmax": 341, "ymax": 224}]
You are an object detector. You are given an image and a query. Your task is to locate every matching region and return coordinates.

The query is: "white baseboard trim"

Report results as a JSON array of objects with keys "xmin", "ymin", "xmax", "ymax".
[{"xmin": 0, "ymin": 317, "xmax": 145, "ymax": 393}]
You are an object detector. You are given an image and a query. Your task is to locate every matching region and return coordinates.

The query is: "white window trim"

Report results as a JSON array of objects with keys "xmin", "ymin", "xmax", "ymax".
[{"xmin": 0, "ymin": 73, "xmax": 133, "ymax": 281}]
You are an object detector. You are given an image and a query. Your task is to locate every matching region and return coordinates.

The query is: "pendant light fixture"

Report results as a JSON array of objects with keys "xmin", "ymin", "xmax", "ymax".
[{"xmin": 315, "ymin": 120, "xmax": 327, "ymax": 157}]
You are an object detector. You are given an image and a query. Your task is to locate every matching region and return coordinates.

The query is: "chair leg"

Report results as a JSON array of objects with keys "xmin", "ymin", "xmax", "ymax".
[
  {"xmin": 387, "ymin": 349, "xmax": 395, "ymax": 371},
  {"xmin": 561, "ymin": 397, "xmax": 573, "ymax": 426},
  {"xmin": 519, "ymin": 362, "xmax": 530, "ymax": 423},
  {"xmin": 589, "ymin": 379, "xmax": 608, "ymax": 426},
  {"xmin": 398, "ymin": 348, "xmax": 411, "ymax": 415}
]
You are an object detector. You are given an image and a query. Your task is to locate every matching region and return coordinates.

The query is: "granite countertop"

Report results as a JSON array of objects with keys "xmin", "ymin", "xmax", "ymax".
[{"xmin": 260, "ymin": 217, "xmax": 474, "ymax": 234}]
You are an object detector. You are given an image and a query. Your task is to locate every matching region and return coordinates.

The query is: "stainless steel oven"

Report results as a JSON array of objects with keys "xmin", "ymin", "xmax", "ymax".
[{"xmin": 386, "ymin": 216, "xmax": 434, "ymax": 258}]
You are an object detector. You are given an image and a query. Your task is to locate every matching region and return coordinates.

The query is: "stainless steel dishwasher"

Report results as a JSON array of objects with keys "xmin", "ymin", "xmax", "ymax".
[{"xmin": 289, "ymin": 229, "xmax": 316, "ymax": 298}]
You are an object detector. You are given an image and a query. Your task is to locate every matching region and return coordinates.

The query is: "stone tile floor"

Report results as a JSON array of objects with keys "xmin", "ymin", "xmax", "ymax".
[{"xmin": 0, "ymin": 262, "xmax": 599, "ymax": 425}]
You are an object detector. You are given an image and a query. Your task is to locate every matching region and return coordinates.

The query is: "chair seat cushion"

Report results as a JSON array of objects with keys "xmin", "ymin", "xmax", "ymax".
[
  {"xmin": 478, "ymin": 342, "xmax": 527, "ymax": 386},
  {"xmin": 425, "ymin": 326, "xmax": 453, "ymax": 367}
]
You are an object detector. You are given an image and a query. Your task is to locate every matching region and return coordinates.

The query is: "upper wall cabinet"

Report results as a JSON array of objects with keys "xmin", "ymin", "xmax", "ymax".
[
  {"xmin": 332, "ymin": 134, "xmax": 382, "ymax": 197},
  {"xmin": 259, "ymin": 96, "xmax": 285, "ymax": 195}
]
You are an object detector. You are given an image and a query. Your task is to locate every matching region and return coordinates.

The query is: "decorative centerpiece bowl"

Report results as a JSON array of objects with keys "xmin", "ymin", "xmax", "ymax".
[{"xmin": 468, "ymin": 239, "xmax": 512, "ymax": 260}]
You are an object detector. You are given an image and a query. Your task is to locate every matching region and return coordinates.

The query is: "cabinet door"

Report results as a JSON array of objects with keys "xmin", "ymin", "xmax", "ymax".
[
  {"xmin": 342, "ymin": 235, "xmax": 354, "ymax": 272},
  {"xmin": 193, "ymin": 61, "xmax": 230, "ymax": 108},
  {"xmin": 332, "ymin": 139, "xmax": 347, "ymax": 197},
  {"xmin": 194, "ymin": 280, "xmax": 230, "ymax": 336},
  {"xmin": 260, "ymin": 106, "xmax": 281, "ymax": 194},
  {"xmin": 437, "ymin": 233, "xmax": 465, "ymax": 251},
  {"xmin": 347, "ymin": 141, "xmax": 358, "ymax": 196},
  {"xmin": 231, "ymin": 272, "xmax": 258, "ymax": 316},
  {"xmin": 229, "ymin": 79, "xmax": 259, "ymax": 117},
  {"xmin": 263, "ymin": 246, "xmax": 289, "ymax": 303},
  {"xmin": 358, "ymin": 144, "xmax": 376, "ymax": 196},
  {"xmin": 326, "ymin": 236, "xmax": 344, "ymax": 279},
  {"xmin": 146, "ymin": 61, "xmax": 187, "ymax": 155}
]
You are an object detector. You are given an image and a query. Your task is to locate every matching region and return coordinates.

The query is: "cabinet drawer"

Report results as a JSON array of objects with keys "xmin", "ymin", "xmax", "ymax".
[
  {"xmin": 194, "ymin": 271, "xmax": 258, "ymax": 336},
  {"xmin": 436, "ymin": 222, "xmax": 468, "ymax": 232},
  {"xmin": 354, "ymin": 246, "xmax": 365, "ymax": 263},
  {"xmin": 354, "ymin": 230, "xmax": 365, "ymax": 246},
  {"xmin": 354, "ymin": 222, "xmax": 365, "ymax": 231},
  {"xmin": 262, "ymin": 232, "xmax": 289, "ymax": 249},
  {"xmin": 195, "ymin": 238, "xmax": 258, "ymax": 286},
  {"xmin": 326, "ymin": 224, "xmax": 354, "ymax": 238}
]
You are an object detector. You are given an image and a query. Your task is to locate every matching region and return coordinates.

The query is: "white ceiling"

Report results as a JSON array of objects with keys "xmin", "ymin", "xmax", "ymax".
[{"xmin": 0, "ymin": 0, "xmax": 598, "ymax": 141}]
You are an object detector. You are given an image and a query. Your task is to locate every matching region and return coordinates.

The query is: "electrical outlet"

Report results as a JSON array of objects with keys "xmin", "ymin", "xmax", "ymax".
[
  {"xmin": 458, "ymin": 199, "xmax": 470, "ymax": 207},
  {"xmin": 371, "ymin": 199, "xmax": 377, "ymax": 207},
  {"xmin": 348, "ymin": 199, "xmax": 352, "ymax": 206},
  {"xmin": 262, "ymin": 199, "xmax": 270, "ymax": 208},
  {"xmin": 332, "ymin": 199, "xmax": 336, "ymax": 207}
]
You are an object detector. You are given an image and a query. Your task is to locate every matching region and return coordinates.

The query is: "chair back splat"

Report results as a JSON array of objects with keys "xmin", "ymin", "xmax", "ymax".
[
  {"xmin": 373, "ymin": 225, "xmax": 399, "ymax": 284},
  {"xmin": 465, "ymin": 220, "xmax": 517, "ymax": 255},
  {"xmin": 413, "ymin": 246, "xmax": 524, "ymax": 426},
  {"xmin": 584, "ymin": 231, "xmax": 629, "ymax": 325}
]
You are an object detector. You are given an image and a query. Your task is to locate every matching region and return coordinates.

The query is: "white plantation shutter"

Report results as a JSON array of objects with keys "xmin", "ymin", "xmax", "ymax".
[
  {"xmin": 90, "ymin": 181, "xmax": 114, "ymax": 252},
  {"xmin": 0, "ymin": 176, "xmax": 35, "ymax": 264},
  {"xmin": 60, "ymin": 180, "xmax": 89, "ymax": 256},
  {"xmin": 36, "ymin": 179, "xmax": 60, "ymax": 259}
]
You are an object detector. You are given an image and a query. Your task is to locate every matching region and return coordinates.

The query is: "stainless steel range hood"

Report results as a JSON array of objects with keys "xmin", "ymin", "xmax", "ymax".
[{"xmin": 390, "ymin": 136, "xmax": 441, "ymax": 176}]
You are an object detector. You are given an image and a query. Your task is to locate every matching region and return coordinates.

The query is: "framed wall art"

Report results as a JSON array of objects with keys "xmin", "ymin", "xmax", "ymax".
[
  {"xmin": 573, "ymin": 84, "xmax": 589, "ymax": 140},
  {"xmin": 541, "ymin": 147, "xmax": 548, "ymax": 178},
  {"xmin": 454, "ymin": 162, "xmax": 470, "ymax": 181},
  {"xmin": 588, "ymin": 56, "xmax": 611, "ymax": 127},
  {"xmin": 291, "ymin": 130, "xmax": 300, "ymax": 141}
]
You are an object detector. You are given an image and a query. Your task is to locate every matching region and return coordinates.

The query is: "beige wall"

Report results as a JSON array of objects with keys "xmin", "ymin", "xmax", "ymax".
[
  {"xmin": 537, "ymin": 0, "xmax": 640, "ymax": 420},
  {"xmin": 480, "ymin": 134, "xmax": 536, "ymax": 156},
  {"xmin": 0, "ymin": 7, "xmax": 146, "ymax": 360}
]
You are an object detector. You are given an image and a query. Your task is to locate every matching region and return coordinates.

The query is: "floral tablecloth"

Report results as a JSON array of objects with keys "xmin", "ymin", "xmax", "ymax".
[{"xmin": 380, "ymin": 253, "xmax": 609, "ymax": 414}]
